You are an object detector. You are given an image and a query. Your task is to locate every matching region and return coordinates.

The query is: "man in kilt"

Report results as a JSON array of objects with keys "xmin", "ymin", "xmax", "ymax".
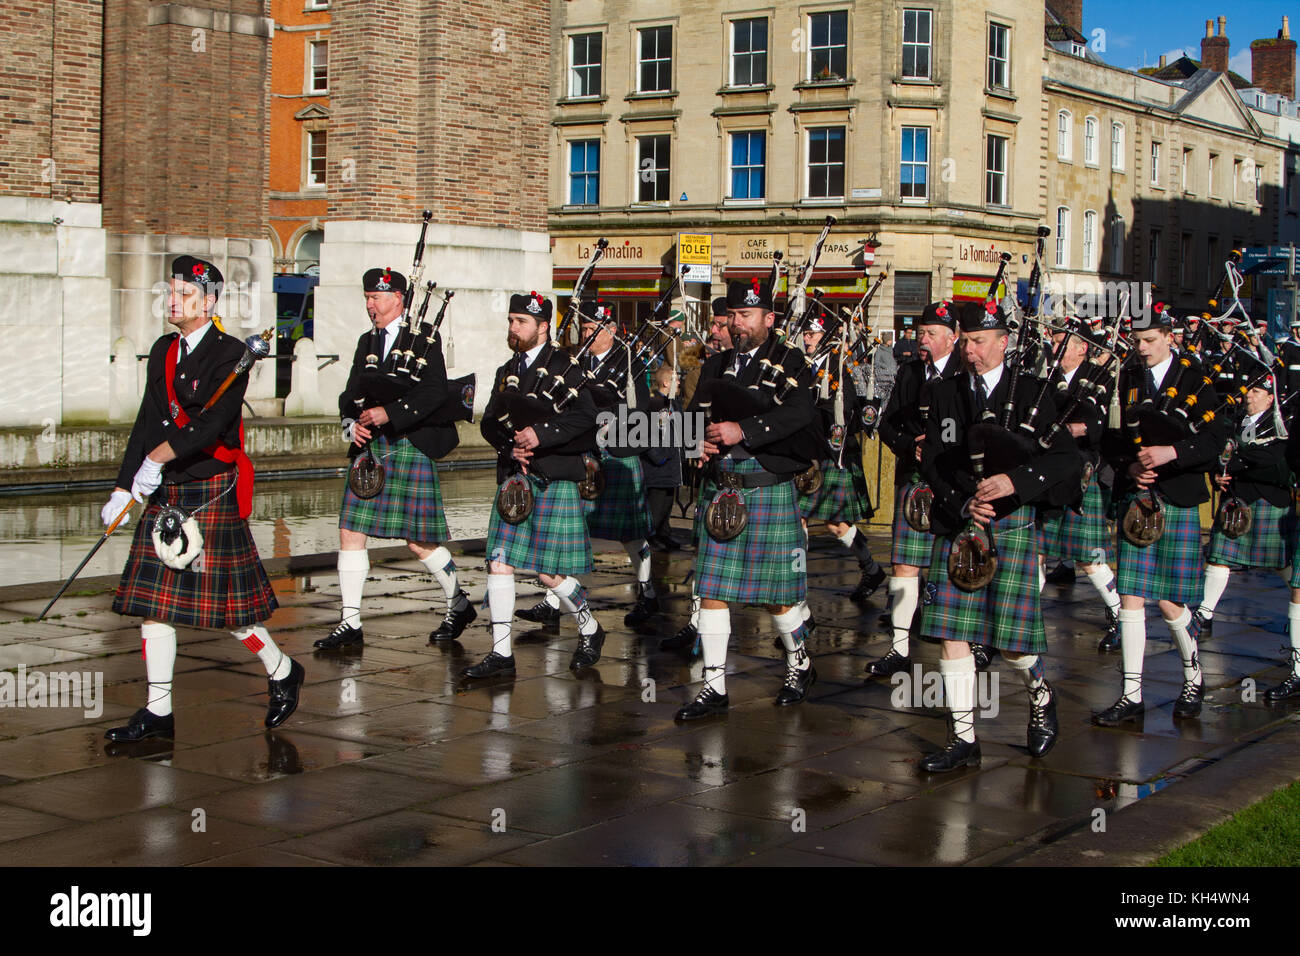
[
  {"xmin": 1093, "ymin": 307, "xmax": 1228, "ymax": 726},
  {"xmin": 1272, "ymin": 421, "xmax": 1300, "ymax": 700},
  {"xmin": 472, "ymin": 292, "xmax": 602, "ymax": 678},
  {"xmin": 317, "ymin": 267, "xmax": 475, "ymax": 652},
  {"xmin": 916, "ymin": 301, "xmax": 1082, "ymax": 771},
  {"xmin": 103, "ymin": 256, "xmax": 303, "ymax": 741},
  {"xmin": 675, "ymin": 278, "xmax": 819, "ymax": 720},
  {"xmin": 1037, "ymin": 325, "xmax": 1123, "ymax": 650},
  {"xmin": 871, "ymin": 301, "xmax": 963, "ymax": 678},
  {"xmin": 517, "ymin": 305, "xmax": 660, "ymax": 630},
  {"xmin": 1191, "ymin": 379, "xmax": 1292, "ymax": 642},
  {"xmin": 797, "ymin": 314, "xmax": 886, "ymax": 602}
]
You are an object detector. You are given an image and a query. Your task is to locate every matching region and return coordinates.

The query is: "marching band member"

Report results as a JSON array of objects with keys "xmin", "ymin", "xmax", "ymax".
[
  {"xmin": 104, "ymin": 256, "xmax": 302, "ymax": 741},
  {"xmin": 318, "ymin": 266, "xmax": 475, "ymax": 651}
]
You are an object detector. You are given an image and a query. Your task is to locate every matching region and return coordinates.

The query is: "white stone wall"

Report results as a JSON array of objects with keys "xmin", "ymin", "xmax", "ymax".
[
  {"xmin": 315, "ymin": 220, "xmax": 553, "ymax": 415},
  {"xmin": 106, "ymin": 233, "xmax": 279, "ymax": 417},
  {"xmin": 0, "ymin": 197, "xmax": 111, "ymax": 428}
]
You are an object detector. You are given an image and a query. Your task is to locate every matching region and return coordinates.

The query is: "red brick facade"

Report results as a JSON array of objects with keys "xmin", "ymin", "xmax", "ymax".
[
  {"xmin": 1251, "ymin": 37, "xmax": 1297, "ymax": 101},
  {"xmin": 0, "ymin": 0, "xmax": 102, "ymax": 202},
  {"xmin": 329, "ymin": 0, "xmax": 549, "ymax": 232}
]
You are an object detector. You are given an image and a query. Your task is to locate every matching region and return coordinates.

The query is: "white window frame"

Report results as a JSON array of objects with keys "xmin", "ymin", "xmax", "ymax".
[
  {"xmin": 985, "ymin": 133, "xmax": 1008, "ymax": 206},
  {"xmin": 1057, "ymin": 111, "xmax": 1072, "ymax": 161},
  {"xmin": 636, "ymin": 134, "xmax": 671, "ymax": 203},
  {"xmin": 637, "ymin": 25, "xmax": 673, "ymax": 94},
  {"xmin": 305, "ymin": 129, "xmax": 327, "ymax": 189},
  {"xmin": 1181, "ymin": 147, "xmax": 1193, "ymax": 192},
  {"xmin": 729, "ymin": 17, "xmax": 768, "ymax": 88},
  {"xmin": 807, "ymin": 10, "xmax": 849, "ymax": 82},
  {"xmin": 1055, "ymin": 207, "xmax": 1070, "ymax": 268},
  {"xmin": 901, "ymin": 9, "xmax": 932, "ymax": 80},
  {"xmin": 568, "ymin": 32, "xmax": 603, "ymax": 99},
  {"xmin": 1110, "ymin": 122, "xmax": 1124, "ymax": 171},
  {"xmin": 987, "ymin": 22, "xmax": 1009, "ymax": 90},
  {"xmin": 900, "ymin": 125, "xmax": 930, "ymax": 203},
  {"xmin": 1084, "ymin": 116, "xmax": 1098, "ymax": 166},
  {"xmin": 568, "ymin": 139, "xmax": 600, "ymax": 207},
  {"xmin": 728, "ymin": 130, "xmax": 767, "ymax": 201},
  {"xmin": 1150, "ymin": 141, "xmax": 1161, "ymax": 186},
  {"xmin": 307, "ymin": 39, "xmax": 328, "ymax": 94},
  {"xmin": 806, "ymin": 126, "xmax": 846, "ymax": 200},
  {"xmin": 1082, "ymin": 210, "xmax": 1097, "ymax": 270}
]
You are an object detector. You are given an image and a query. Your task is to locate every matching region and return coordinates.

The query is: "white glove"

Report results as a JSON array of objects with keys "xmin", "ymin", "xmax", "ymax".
[
  {"xmin": 130, "ymin": 457, "xmax": 164, "ymax": 503},
  {"xmin": 342, "ymin": 418, "xmax": 357, "ymax": 443},
  {"xmin": 101, "ymin": 489, "xmax": 134, "ymax": 528}
]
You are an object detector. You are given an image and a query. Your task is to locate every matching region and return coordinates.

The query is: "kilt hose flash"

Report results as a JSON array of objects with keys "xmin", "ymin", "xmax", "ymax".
[
  {"xmin": 113, "ymin": 472, "xmax": 278, "ymax": 629},
  {"xmin": 339, "ymin": 434, "xmax": 449, "ymax": 543}
]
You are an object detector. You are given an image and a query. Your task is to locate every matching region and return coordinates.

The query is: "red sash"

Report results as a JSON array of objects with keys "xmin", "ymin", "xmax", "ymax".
[{"xmin": 165, "ymin": 337, "xmax": 254, "ymax": 519}]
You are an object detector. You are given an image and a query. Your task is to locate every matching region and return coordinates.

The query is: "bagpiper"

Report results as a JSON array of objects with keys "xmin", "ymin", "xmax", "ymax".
[
  {"xmin": 1274, "ymin": 420, "xmax": 1300, "ymax": 700},
  {"xmin": 871, "ymin": 300, "xmax": 962, "ymax": 677},
  {"xmin": 1190, "ymin": 377, "xmax": 1291, "ymax": 643},
  {"xmin": 1092, "ymin": 305, "xmax": 1228, "ymax": 726},
  {"xmin": 516, "ymin": 305, "xmax": 660, "ymax": 630},
  {"xmin": 675, "ymin": 278, "xmax": 819, "ymax": 719},
  {"xmin": 1037, "ymin": 323, "xmax": 1124, "ymax": 650},
  {"xmin": 103, "ymin": 255, "xmax": 303, "ymax": 741},
  {"xmin": 916, "ymin": 301, "xmax": 1081, "ymax": 771},
  {"xmin": 473, "ymin": 292, "xmax": 602, "ymax": 678},
  {"xmin": 796, "ymin": 312, "xmax": 886, "ymax": 603},
  {"xmin": 317, "ymin": 266, "xmax": 475, "ymax": 651}
]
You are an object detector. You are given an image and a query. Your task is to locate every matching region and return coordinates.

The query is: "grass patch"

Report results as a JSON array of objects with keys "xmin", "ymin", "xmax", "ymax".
[{"xmin": 1154, "ymin": 779, "xmax": 1300, "ymax": 866}]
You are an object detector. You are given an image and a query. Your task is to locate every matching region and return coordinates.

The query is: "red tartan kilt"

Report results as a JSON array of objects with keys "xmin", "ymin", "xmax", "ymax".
[{"xmin": 112, "ymin": 472, "xmax": 278, "ymax": 629}]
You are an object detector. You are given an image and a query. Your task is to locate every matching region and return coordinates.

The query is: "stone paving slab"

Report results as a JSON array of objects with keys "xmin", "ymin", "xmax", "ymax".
[{"xmin": 2, "ymin": 528, "xmax": 1299, "ymax": 866}]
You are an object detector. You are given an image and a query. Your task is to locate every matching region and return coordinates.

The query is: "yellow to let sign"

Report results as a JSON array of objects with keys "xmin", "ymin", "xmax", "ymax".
[{"xmin": 678, "ymin": 233, "xmax": 712, "ymax": 265}]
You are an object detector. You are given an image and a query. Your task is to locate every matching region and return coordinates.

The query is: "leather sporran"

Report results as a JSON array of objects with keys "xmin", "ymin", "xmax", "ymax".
[
  {"xmin": 1214, "ymin": 495, "xmax": 1252, "ymax": 540},
  {"xmin": 948, "ymin": 523, "xmax": 998, "ymax": 592},
  {"xmin": 348, "ymin": 446, "xmax": 385, "ymax": 500},
  {"xmin": 903, "ymin": 482, "xmax": 934, "ymax": 533},
  {"xmin": 578, "ymin": 454, "xmax": 605, "ymax": 501},
  {"xmin": 1121, "ymin": 492, "xmax": 1165, "ymax": 546},
  {"xmin": 704, "ymin": 489, "xmax": 748, "ymax": 542},
  {"xmin": 496, "ymin": 473, "xmax": 535, "ymax": 525},
  {"xmin": 793, "ymin": 461, "xmax": 823, "ymax": 496}
]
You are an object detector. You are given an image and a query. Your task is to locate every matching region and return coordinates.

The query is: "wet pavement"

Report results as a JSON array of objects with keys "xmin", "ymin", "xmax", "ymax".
[{"xmin": 1, "ymin": 525, "xmax": 1298, "ymax": 866}]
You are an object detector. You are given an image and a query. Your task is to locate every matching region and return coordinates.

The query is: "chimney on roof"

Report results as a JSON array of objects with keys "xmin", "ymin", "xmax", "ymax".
[
  {"xmin": 1202, "ymin": 16, "xmax": 1230, "ymax": 72},
  {"xmin": 1159, "ymin": 54, "xmax": 1168, "ymax": 68},
  {"xmin": 1251, "ymin": 17, "xmax": 1296, "ymax": 100},
  {"xmin": 1053, "ymin": 1, "xmax": 1083, "ymax": 34}
]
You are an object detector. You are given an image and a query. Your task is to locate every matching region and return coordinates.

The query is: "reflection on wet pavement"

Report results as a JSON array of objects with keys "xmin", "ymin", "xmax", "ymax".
[{"xmin": 1, "ymin": 532, "xmax": 1298, "ymax": 865}]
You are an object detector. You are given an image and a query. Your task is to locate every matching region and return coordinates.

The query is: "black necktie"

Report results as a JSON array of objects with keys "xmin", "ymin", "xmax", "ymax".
[
  {"xmin": 974, "ymin": 375, "xmax": 989, "ymax": 414},
  {"xmin": 178, "ymin": 337, "xmax": 189, "ymax": 362},
  {"xmin": 735, "ymin": 353, "xmax": 751, "ymax": 376},
  {"xmin": 926, "ymin": 362, "xmax": 937, "ymax": 381},
  {"xmin": 512, "ymin": 353, "xmax": 527, "ymax": 377},
  {"xmin": 1144, "ymin": 368, "xmax": 1158, "ymax": 401}
]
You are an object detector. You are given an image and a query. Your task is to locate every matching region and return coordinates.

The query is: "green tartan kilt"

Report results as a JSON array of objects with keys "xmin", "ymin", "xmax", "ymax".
[
  {"xmin": 890, "ymin": 479, "xmax": 934, "ymax": 567},
  {"xmin": 1207, "ymin": 498, "xmax": 1292, "ymax": 570},
  {"xmin": 799, "ymin": 456, "xmax": 875, "ymax": 523},
  {"xmin": 339, "ymin": 434, "xmax": 449, "ymax": 542},
  {"xmin": 584, "ymin": 450, "xmax": 652, "ymax": 542},
  {"xmin": 1289, "ymin": 516, "xmax": 1300, "ymax": 589},
  {"xmin": 487, "ymin": 477, "xmax": 593, "ymax": 576},
  {"xmin": 1039, "ymin": 475, "xmax": 1112, "ymax": 565},
  {"xmin": 1115, "ymin": 497, "xmax": 1202, "ymax": 604},
  {"xmin": 919, "ymin": 506, "xmax": 1046, "ymax": 654},
  {"xmin": 694, "ymin": 459, "xmax": 806, "ymax": 606}
]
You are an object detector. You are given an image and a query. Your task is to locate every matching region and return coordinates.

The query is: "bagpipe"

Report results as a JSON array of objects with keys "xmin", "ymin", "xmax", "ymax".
[{"xmin": 349, "ymin": 211, "xmax": 474, "ymax": 500}]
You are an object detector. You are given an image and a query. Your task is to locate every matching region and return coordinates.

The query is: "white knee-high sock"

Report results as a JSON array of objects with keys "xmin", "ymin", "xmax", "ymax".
[
  {"xmin": 771, "ymin": 607, "xmax": 811, "ymax": 670},
  {"xmin": 337, "ymin": 549, "xmax": 369, "ymax": 628},
  {"xmin": 1166, "ymin": 607, "xmax": 1201, "ymax": 684},
  {"xmin": 1006, "ymin": 653, "xmax": 1051, "ymax": 704},
  {"xmin": 1119, "ymin": 607, "xmax": 1146, "ymax": 701},
  {"xmin": 1198, "ymin": 564, "xmax": 1231, "ymax": 619},
  {"xmin": 889, "ymin": 577, "xmax": 919, "ymax": 656},
  {"xmin": 555, "ymin": 576, "xmax": 598, "ymax": 636},
  {"xmin": 421, "ymin": 546, "xmax": 465, "ymax": 610},
  {"xmin": 486, "ymin": 573, "xmax": 515, "ymax": 657},
  {"xmin": 232, "ymin": 623, "xmax": 291, "ymax": 681},
  {"xmin": 798, "ymin": 599, "xmax": 811, "ymax": 623},
  {"xmin": 623, "ymin": 540, "xmax": 655, "ymax": 597},
  {"xmin": 697, "ymin": 607, "xmax": 730, "ymax": 695},
  {"xmin": 1289, "ymin": 603, "xmax": 1300, "ymax": 675},
  {"xmin": 1084, "ymin": 564, "xmax": 1122, "ymax": 613},
  {"xmin": 939, "ymin": 655, "xmax": 977, "ymax": 743},
  {"xmin": 541, "ymin": 589, "xmax": 561, "ymax": 610},
  {"xmin": 142, "ymin": 621, "xmax": 177, "ymax": 717}
]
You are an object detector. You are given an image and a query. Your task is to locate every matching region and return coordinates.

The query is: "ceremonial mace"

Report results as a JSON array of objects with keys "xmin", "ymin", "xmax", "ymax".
[{"xmin": 38, "ymin": 329, "xmax": 274, "ymax": 620}]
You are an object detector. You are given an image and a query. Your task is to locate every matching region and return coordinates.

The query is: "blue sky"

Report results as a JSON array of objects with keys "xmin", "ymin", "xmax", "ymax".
[{"xmin": 1082, "ymin": 1, "xmax": 1295, "ymax": 79}]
